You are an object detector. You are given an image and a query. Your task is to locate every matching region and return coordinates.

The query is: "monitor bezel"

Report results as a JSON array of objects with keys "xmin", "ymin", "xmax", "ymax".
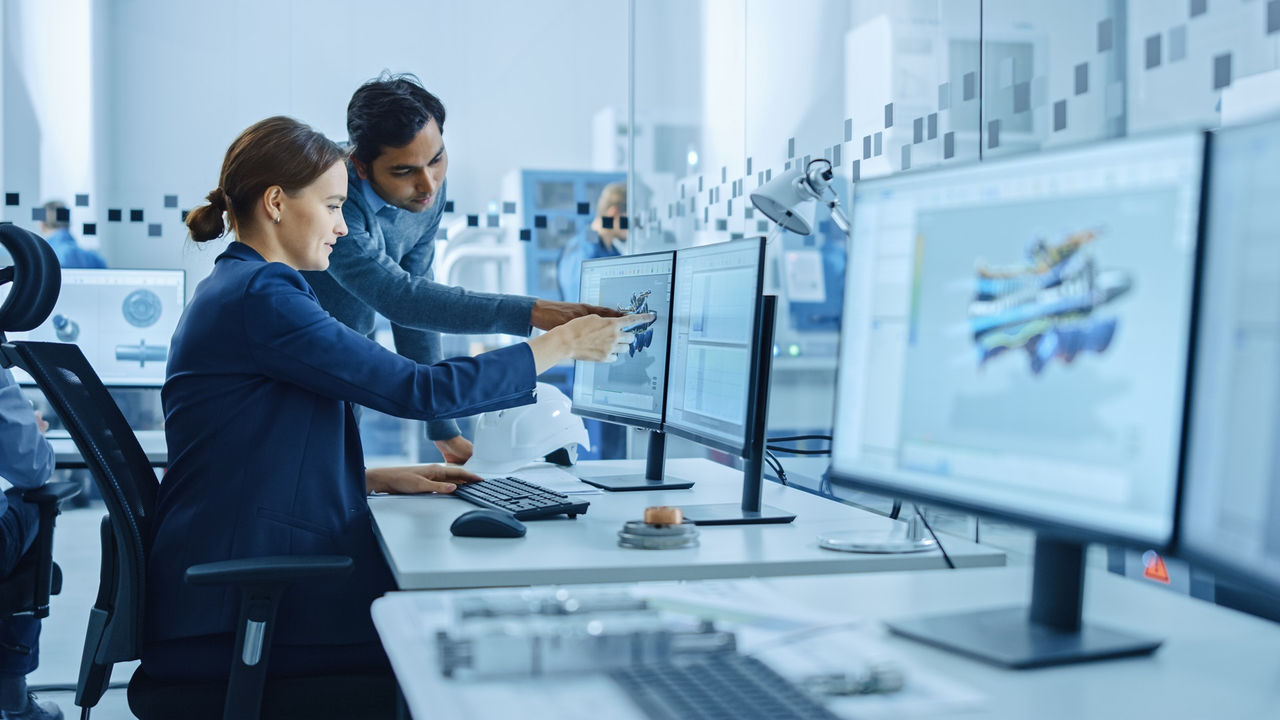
[
  {"xmin": 1172, "ymin": 122, "xmax": 1280, "ymax": 597},
  {"xmin": 569, "ymin": 249, "xmax": 676, "ymax": 432},
  {"xmin": 828, "ymin": 130, "xmax": 1210, "ymax": 552},
  {"xmin": 10, "ymin": 266, "xmax": 187, "ymax": 389},
  {"xmin": 662, "ymin": 238, "xmax": 767, "ymax": 459}
]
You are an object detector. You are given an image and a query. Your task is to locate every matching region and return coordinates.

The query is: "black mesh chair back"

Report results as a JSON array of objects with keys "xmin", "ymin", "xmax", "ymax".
[
  {"xmin": 0, "ymin": 223, "xmax": 156, "ymax": 711},
  {"xmin": 7, "ymin": 341, "xmax": 155, "ymax": 705}
]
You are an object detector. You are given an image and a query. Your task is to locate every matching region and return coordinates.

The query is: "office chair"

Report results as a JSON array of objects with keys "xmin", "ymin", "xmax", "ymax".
[
  {"xmin": 0, "ymin": 223, "xmax": 400, "ymax": 720},
  {"xmin": 0, "ymin": 228, "xmax": 80, "ymax": 655}
]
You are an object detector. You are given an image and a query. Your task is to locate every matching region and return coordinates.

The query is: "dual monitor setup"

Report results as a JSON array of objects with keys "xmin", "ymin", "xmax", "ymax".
[
  {"xmin": 576, "ymin": 116, "xmax": 1280, "ymax": 670},
  {"xmin": 571, "ymin": 238, "xmax": 795, "ymax": 525}
]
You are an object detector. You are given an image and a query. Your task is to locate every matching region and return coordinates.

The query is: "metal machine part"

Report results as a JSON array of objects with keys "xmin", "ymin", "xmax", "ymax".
[
  {"xmin": 121, "ymin": 288, "xmax": 163, "ymax": 327},
  {"xmin": 437, "ymin": 589, "xmax": 735, "ymax": 679}
]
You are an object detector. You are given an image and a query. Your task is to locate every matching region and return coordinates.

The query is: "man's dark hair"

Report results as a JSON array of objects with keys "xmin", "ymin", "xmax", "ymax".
[{"xmin": 347, "ymin": 72, "xmax": 446, "ymax": 166}]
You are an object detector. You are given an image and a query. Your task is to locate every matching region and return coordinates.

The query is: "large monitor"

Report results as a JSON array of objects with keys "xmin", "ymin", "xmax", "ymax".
[
  {"xmin": 1178, "ymin": 117, "xmax": 1280, "ymax": 599},
  {"xmin": 831, "ymin": 131, "xmax": 1207, "ymax": 667},
  {"xmin": 665, "ymin": 238, "xmax": 793, "ymax": 525},
  {"xmin": 571, "ymin": 251, "xmax": 691, "ymax": 491},
  {"xmin": 8, "ymin": 268, "xmax": 185, "ymax": 387}
]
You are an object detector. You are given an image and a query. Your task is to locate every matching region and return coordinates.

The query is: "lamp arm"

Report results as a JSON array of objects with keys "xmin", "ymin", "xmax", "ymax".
[{"xmin": 826, "ymin": 194, "xmax": 852, "ymax": 234}]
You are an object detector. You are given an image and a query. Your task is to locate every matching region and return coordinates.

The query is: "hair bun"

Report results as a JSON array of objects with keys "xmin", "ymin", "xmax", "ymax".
[{"xmin": 206, "ymin": 187, "xmax": 228, "ymax": 211}]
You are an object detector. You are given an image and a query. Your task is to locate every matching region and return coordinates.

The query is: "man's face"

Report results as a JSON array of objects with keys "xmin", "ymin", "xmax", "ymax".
[{"xmin": 354, "ymin": 118, "xmax": 448, "ymax": 213}]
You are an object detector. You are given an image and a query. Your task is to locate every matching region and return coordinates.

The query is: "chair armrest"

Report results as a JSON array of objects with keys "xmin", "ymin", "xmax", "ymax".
[
  {"xmin": 184, "ymin": 556, "xmax": 354, "ymax": 587},
  {"xmin": 21, "ymin": 481, "xmax": 82, "ymax": 506}
]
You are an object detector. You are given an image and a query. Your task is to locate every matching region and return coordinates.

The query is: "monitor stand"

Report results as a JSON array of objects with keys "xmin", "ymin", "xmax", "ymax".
[
  {"xmin": 681, "ymin": 296, "xmax": 795, "ymax": 526},
  {"xmin": 818, "ymin": 512, "xmax": 937, "ymax": 554},
  {"xmin": 886, "ymin": 537, "xmax": 1162, "ymax": 668},
  {"xmin": 578, "ymin": 431, "xmax": 694, "ymax": 492}
]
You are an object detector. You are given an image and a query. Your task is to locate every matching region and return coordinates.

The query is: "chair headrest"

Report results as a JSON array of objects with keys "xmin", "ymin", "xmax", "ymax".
[{"xmin": 0, "ymin": 222, "xmax": 62, "ymax": 333}]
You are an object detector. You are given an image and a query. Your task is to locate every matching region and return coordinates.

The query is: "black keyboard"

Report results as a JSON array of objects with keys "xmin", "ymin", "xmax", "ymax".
[
  {"xmin": 453, "ymin": 475, "xmax": 590, "ymax": 520},
  {"xmin": 611, "ymin": 654, "xmax": 840, "ymax": 720}
]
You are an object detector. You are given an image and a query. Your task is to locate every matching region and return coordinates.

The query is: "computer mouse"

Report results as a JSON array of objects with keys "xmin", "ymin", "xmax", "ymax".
[{"xmin": 450, "ymin": 509, "xmax": 527, "ymax": 538}]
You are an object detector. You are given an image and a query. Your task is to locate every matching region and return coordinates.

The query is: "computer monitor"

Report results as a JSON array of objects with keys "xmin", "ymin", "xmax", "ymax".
[
  {"xmin": 571, "ymin": 250, "xmax": 691, "ymax": 491},
  {"xmin": 665, "ymin": 238, "xmax": 793, "ymax": 525},
  {"xmin": 1177, "ymin": 117, "xmax": 1280, "ymax": 599},
  {"xmin": 831, "ymin": 131, "xmax": 1207, "ymax": 667},
  {"xmin": 7, "ymin": 268, "xmax": 185, "ymax": 387}
]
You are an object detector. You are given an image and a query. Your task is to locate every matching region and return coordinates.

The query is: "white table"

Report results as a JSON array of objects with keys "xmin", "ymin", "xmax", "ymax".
[
  {"xmin": 373, "ymin": 566, "xmax": 1280, "ymax": 719},
  {"xmin": 367, "ymin": 458, "xmax": 1005, "ymax": 590},
  {"xmin": 49, "ymin": 429, "xmax": 167, "ymax": 468}
]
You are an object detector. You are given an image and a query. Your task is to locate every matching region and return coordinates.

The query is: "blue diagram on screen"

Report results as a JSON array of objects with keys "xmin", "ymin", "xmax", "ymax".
[
  {"xmin": 618, "ymin": 290, "xmax": 657, "ymax": 357},
  {"xmin": 968, "ymin": 229, "xmax": 1133, "ymax": 375}
]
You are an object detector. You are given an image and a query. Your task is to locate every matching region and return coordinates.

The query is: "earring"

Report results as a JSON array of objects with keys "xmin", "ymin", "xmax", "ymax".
[{"xmin": 273, "ymin": 216, "xmax": 281, "ymax": 224}]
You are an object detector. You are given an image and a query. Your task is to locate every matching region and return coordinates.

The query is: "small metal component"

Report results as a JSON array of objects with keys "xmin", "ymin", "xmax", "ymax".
[
  {"xmin": 618, "ymin": 519, "xmax": 699, "ymax": 550},
  {"xmin": 800, "ymin": 660, "xmax": 905, "ymax": 696}
]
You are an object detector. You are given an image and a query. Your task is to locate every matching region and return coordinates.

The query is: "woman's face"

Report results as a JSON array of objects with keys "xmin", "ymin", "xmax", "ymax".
[{"xmin": 276, "ymin": 161, "xmax": 348, "ymax": 271}]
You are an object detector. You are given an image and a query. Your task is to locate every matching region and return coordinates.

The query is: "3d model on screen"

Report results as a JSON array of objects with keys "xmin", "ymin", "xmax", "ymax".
[
  {"xmin": 618, "ymin": 289, "xmax": 657, "ymax": 357},
  {"xmin": 51, "ymin": 314, "xmax": 79, "ymax": 342},
  {"xmin": 115, "ymin": 339, "xmax": 168, "ymax": 367},
  {"xmin": 122, "ymin": 288, "xmax": 163, "ymax": 327},
  {"xmin": 967, "ymin": 229, "xmax": 1133, "ymax": 375}
]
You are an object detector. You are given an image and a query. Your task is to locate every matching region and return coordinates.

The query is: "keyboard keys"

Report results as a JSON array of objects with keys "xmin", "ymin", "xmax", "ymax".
[
  {"xmin": 453, "ymin": 476, "xmax": 590, "ymax": 520},
  {"xmin": 610, "ymin": 654, "xmax": 840, "ymax": 720}
]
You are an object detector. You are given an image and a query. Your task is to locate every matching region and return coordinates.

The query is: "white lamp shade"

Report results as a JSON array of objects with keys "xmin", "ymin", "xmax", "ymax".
[{"xmin": 749, "ymin": 166, "xmax": 817, "ymax": 235}]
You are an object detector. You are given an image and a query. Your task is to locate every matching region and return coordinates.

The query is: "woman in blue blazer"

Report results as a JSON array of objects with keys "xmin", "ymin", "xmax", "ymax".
[{"xmin": 142, "ymin": 116, "xmax": 645, "ymax": 683}]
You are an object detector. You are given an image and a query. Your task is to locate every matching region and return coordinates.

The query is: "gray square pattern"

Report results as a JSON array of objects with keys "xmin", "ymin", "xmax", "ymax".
[
  {"xmin": 1098, "ymin": 18, "xmax": 1114, "ymax": 52},
  {"xmin": 1169, "ymin": 26, "xmax": 1187, "ymax": 62},
  {"xmin": 1145, "ymin": 34, "xmax": 1162, "ymax": 69},
  {"xmin": 938, "ymin": 82, "xmax": 951, "ymax": 110},
  {"xmin": 1075, "ymin": 63, "xmax": 1089, "ymax": 95},
  {"xmin": 963, "ymin": 72, "xmax": 976, "ymax": 101},
  {"xmin": 1013, "ymin": 81, "xmax": 1031, "ymax": 113},
  {"xmin": 1214, "ymin": 53, "xmax": 1232, "ymax": 89},
  {"xmin": 988, "ymin": 119, "xmax": 1001, "ymax": 149},
  {"xmin": 1269, "ymin": 0, "xmax": 1280, "ymax": 34},
  {"xmin": 1054, "ymin": 100, "xmax": 1067, "ymax": 131}
]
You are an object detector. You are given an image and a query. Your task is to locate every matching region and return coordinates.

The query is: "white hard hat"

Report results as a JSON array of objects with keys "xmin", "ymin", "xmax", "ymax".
[{"xmin": 464, "ymin": 382, "xmax": 591, "ymax": 476}]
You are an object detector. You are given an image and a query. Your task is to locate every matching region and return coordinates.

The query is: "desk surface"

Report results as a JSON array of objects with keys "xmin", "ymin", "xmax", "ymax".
[
  {"xmin": 368, "ymin": 458, "xmax": 1005, "ymax": 590},
  {"xmin": 49, "ymin": 430, "xmax": 167, "ymax": 468},
  {"xmin": 373, "ymin": 566, "xmax": 1280, "ymax": 719}
]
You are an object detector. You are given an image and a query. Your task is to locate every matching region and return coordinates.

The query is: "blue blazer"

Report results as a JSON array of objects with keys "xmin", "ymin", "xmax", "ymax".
[{"xmin": 147, "ymin": 242, "xmax": 536, "ymax": 648}]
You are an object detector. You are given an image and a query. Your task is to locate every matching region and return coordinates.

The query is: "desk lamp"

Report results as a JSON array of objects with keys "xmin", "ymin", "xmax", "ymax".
[
  {"xmin": 749, "ymin": 158, "xmax": 851, "ymax": 236},
  {"xmin": 752, "ymin": 158, "xmax": 932, "ymax": 553}
]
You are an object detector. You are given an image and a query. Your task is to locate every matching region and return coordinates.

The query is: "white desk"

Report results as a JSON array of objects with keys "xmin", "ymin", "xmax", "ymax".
[
  {"xmin": 373, "ymin": 566, "xmax": 1280, "ymax": 719},
  {"xmin": 50, "ymin": 430, "xmax": 167, "ymax": 468},
  {"xmin": 368, "ymin": 458, "xmax": 1005, "ymax": 590}
]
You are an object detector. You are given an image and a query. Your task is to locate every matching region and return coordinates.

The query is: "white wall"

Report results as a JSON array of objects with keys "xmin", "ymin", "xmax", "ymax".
[
  {"xmin": 1, "ymin": 0, "xmax": 94, "ymax": 237},
  {"xmin": 5, "ymin": 0, "xmax": 626, "ymax": 285}
]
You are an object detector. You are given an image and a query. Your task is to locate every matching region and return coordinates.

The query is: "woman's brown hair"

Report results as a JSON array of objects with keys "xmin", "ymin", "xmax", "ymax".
[{"xmin": 187, "ymin": 116, "xmax": 346, "ymax": 243}]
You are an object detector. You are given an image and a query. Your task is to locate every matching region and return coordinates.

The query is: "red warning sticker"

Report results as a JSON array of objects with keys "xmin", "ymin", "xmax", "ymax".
[{"xmin": 1142, "ymin": 550, "xmax": 1170, "ymax": 584}]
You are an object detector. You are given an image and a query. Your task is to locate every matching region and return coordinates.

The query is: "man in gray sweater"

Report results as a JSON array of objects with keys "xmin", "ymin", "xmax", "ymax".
[{"xmin": 303, "ymin": 73, "xmax": 617, "ymax": 464}]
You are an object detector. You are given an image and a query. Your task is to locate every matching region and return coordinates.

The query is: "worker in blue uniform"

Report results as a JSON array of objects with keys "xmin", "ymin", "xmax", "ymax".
[
  {"xmin": 141, "ymin": 116, "xmax": 646, "ymax": 689},
  {"xmin": 0, "ymin": 367, "xmax": 63, "ymax": 720}
]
